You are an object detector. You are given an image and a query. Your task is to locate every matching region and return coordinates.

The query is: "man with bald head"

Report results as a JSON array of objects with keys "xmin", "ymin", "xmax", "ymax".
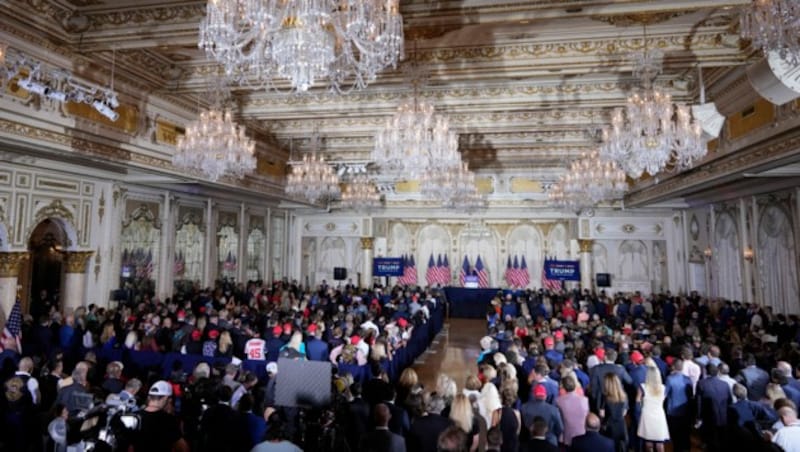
[
  {"xmin": 569, "ymin": 413, "xmax": 614, "ymax": 452},
  {"xmin": 358, "ymin": 403, "xmax": 406, "ymax": 452},
  {"xmin": 778, "ymin": 361, "xmax": 800, "ymax": 392}
]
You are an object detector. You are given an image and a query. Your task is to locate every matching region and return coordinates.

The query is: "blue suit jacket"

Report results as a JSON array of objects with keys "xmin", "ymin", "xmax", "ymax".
[
  {"xmin": 696, "ymin": 376, "xmax": 732, "ymax": 427},
  {"xmin": 305, "ymin": 338, "xmax": 329, "ymax": 361},
  {"xmin": 570, "ymin": 431, "xmax": 615, "ymax": 452}
]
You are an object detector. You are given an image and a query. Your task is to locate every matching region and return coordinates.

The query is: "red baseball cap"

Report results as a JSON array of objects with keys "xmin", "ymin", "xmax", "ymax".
[
  {"xmin": 272, "ymin": 326, "xmax": 283, "ymax": 336},
  {"xmin": 191, "ymin": 329, "xmax": 202, "ymax": 341},
  {"xmin": 533, "ymin": 384, "xmax": 547, "ymax": 399},
  {"xmin": 595, "ymin": 347, "xmax": 606, "ymax": 360},
  {"xmin": 351, "ymin": 335, "xmax": 361, "ymax": 345},
  {"xmin": 630, "ymin": 351, "xmax": 644, "ymax": 364},
  {"xmin": 554, "ymin": 330, "xmax": 564, "ymax": 340},
  {"xmin": 208, "ymin": 330, "xmax": 220, "ymax": 340},
  {"xmin": 308, "ymin": 324, "xmax": 317, "ymax": 333},
  {"xmin": 544, "ymin": 337, "xmax": 554, "ymax": 347},
  {"xmin": 283, "ymin": 323, "xmax": 292, "ymax": 333},
  {"xmin": 397, "ymin": 318, "xmax": 408, "ymax": 328}
]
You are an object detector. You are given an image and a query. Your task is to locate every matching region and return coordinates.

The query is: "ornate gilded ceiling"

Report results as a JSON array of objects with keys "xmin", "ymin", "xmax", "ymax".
[{"xmin": 0, "ymin": 0, "xmax": 776, "ymax": 206}]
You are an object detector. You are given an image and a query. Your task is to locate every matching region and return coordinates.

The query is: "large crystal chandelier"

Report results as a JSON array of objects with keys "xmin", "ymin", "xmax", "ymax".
[
  {"xmin": 172, "ymin": 108, "xmax": 256, "ymax": 182},
  {"xmin": 740, "ymin": 0, "xmax": 800, "ymax": 65},
  {"xmin": 285, "ymin": 139, "xmax": 341, "ymax": 204},
  {"xmin": 340, "ymin": 174, "xmax": 381, "ymax": 212},
  {"xmin": 549, "ymin": 150, "xmax": 628, "ymax": 212},
  {"xmin": 420, "ymin": 161, "xmax": 478, "ymax": 206},
  {"xmin": 600, "ymin": 50, "xmax": 706, "ymax": 179},
  {"xmin": 199, "ymin": 0, "xmax": 404, "ymax": 93}
]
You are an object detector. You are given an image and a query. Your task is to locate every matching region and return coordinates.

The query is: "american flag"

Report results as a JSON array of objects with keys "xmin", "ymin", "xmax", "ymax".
[
  {"xmin": 397, "ymin": 254, "xmax": 408, "ymax": 285},
  {"xmin": 512, "ymin": 255, "xmax": 521, "ymax": 287},
  {"xmin": 434, "ymin": 254, "xmax": 444, "ymax": 285},
  {"xmin": 519, "ymin": 255, "xmax": 531, "ymax": 288},
  {"xmin": 459, "ymin": 255, "xmax": 470, "ymax": 287},
  {"xmin": 405, "ymin": 254, "xmax": 417, "ymax": 286},
  {"xmin": 441, "ymin": 254, "xmax": 450, "ymax": 285},
  {"xmin": 475, "ymin": 255, "xmax": 489, "ymax": 288},
  {"xmin": 504, "ymin": 255, "xmax": 513, "ymax": 287},
  {"xmin": 542, "ymin": 257, "xmax": 562, "ymax": 292},
  {"xmin": 425, "ymin": 254, "xmax": 437, "ymax": 286},
  {"xmin": 1, "ymin": 296, "xmax": 23, "ymax": 353}
]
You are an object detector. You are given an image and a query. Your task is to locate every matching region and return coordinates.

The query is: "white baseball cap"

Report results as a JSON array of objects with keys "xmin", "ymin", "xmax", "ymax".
[
  {"xmin": 148, "ymin": 380, "xmax": 173, "ymax": 397},
  {"xmin": 266, "ymin": 362, "xmax": 278, "ymax": 374}
]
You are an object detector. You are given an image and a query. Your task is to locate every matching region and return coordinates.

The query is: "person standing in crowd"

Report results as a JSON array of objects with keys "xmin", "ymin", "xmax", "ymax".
[
  {"xmin": 570, "ymin": 413, "xmax": 614, "ymax": 452},
  {"xmin": 132, "ymin": 381, "xmax": 188, "ymax": 452},
  {"xmin": 737, "ymin": 353, "xmax": 770, "ymax": 402},
  {"xmin": 520, "ymin": 384, "xmax": 562, "ymax": 447},
  {"xmin": 599, "ymin": 373, "xmax": 628, "ymax": 452},
  {"xmin": 696, "ymin": 363, "xmax": 731, "ymax": 452},
  {"xmin": 525, "ymin": 417, "xmax": 559, "ymax": 452},
  {"xmin": 769, "ymin": 403, "xmax": 800, "ymax": 452},
  {"xmin": 589, "ymin": 349, "xmax": 632, "ymax": 411},
  {"xmin": 359, "ymin": 403, "xmax": 407, "ymax": 452},
  {"xmin": 498, "ymin": 385, "xmax": 521, "ymax": 452},
  {"xmin": 636, "ymin": 362, "xmax": 670, "ymax": 452},
  {"xmin": 251, "ymin": 412, "xmax": 302, "ymax": 452},
  {"xmin": 664, "ymin": 359, "xmax": 693, "ymax": 452},
  {"xmin": 555, "ymin": 375, "xmax": 588, "ymax": 448},
  {"xmin": 407, "ymin": 392, "xmax": 452, "ymax": 452}
]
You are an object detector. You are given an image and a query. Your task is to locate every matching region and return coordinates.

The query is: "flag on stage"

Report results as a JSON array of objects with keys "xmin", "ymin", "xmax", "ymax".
[
  {"xmin": 475, "ymin": 255, "xmax": 489, "ymax": 288},
  {"xmin": 504, "ymin": 255, "xmax": 513, "ymax": 287},
  {"xmin": 520, "ymin": 255, "xmax": 530, "ymax": 288},
  {"xmin": 426, "ymin": 254, "xmax": 437, "ymax": 286},
  {"xmin": 1, "ymin": 296, "xmax": 23, "ymax": 353},
  {"xmin": 512, "ymin": 255, "xmax": 520, "ymax": 287},
  {"xmin": 542, "ymin": 257, "xmax": 562, "ymax": 292},
  {"xmin": 406, "ymin": 254, "xmax": 417, "ymax": 285},
  {"xmin": 459, "ymin": 255, "xmax": 470, "ymax": 287},
  {"xmin": 442, "ymin": 254, "xmax": 451, "ymax": 285},
  {"xmin": 396, "ymin": 254, "xmax": 407, "ymax": 285},
  {"xmin": 434, "ymin": 254, "xmax": 444, "ymax": 285}
]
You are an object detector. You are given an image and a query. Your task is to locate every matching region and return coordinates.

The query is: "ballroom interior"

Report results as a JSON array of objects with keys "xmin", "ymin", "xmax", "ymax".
[{"xmin": 0, "ymin": 0, "xmax": 799, "ymax": 324}]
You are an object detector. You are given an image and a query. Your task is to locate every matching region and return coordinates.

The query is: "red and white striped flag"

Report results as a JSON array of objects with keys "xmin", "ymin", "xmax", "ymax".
[
  {"xmin": 504, "ymin": 255, "xmax": 513, "ymax": 287},
  {"xmin": 475, "ymin": 255, "xmax": 489, "ymax": 288},
  {"xmin": 541, "ymin": 257, "xmax": 562, "ymax": 292},
  {"xmin": 520, "ymin": 255, "xmax": 531, "ymax": 288},
  {"xmin": 441, "ymin": 254, "xmax": 451, "ymax": 285}
]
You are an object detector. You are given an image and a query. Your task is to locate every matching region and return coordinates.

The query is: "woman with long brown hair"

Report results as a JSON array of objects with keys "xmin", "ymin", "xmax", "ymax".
[{"xmin": 600, "ymin": 373, "xmax": 629, "ymax": 452}]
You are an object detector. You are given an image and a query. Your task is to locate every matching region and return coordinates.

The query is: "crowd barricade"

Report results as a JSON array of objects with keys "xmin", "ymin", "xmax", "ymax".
[{"xmin": 83, "ymin": 301, "xmax": 445, "ymax": 386}]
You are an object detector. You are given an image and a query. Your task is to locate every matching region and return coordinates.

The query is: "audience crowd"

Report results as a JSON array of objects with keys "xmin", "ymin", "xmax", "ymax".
[{"xmin": 2, "ymin": 280, "xmax": 800, "ymax": 452}]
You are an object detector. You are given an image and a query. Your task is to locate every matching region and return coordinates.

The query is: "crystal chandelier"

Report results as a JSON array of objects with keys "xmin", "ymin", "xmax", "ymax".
[
  {"xmin": 340, "ymin": 174, "xmax": 381, "ymax": 211},
  {"xmin": 420, "ymin": 161, "xmax": 477, "ymax": 206},
  {"xmin": 285, "ymin": 138, "xmax": 341, "ymax": 204},
  {"xmin": 600, "ymin": 50, "xmax": 705, "ymax": 179},
  {"xmin": 172, "ymin": 108, "xmax": 256, "ymax": 182},
  {"xmin": 199, "ymin": 0, "xmax": 404, "ymax": 93},
  {"xmin": 549, "ymin": 150, "xmax": 628, "ymax": 211},
  {"xmin": 740, "ymin": 0, "xmax": 800, "ymax": 65}
]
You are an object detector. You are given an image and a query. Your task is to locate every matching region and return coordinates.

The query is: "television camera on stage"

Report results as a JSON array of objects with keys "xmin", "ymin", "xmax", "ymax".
[{"xmin": 49, "ymin": 393, "xmax": 141, "ymax": 452}]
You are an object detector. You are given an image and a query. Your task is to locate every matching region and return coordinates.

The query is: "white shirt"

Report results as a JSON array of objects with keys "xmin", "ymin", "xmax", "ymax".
[
  {"xmin": 244, "ymin": 338, "xmax": 266, "ymax": 360},
  {"xmin": 773, "ymin": 422, "xmax": 800, "ymax": 452},
  {"xmin": 682, "ymin": 360, "xmax": 701, "ymax": 392},
  {"xmin": 15, "ymin": 371, "xmax": 39, "ymax": 405}
]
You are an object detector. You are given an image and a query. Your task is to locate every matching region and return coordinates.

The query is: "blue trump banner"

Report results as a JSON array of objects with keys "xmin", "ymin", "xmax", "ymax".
[
  {"xmin": 374, "ymin": 257, "xmax": 404, "ymax": 276},
  {"xmin": 544, "ymin": 259, "xmax": 581, "ymax": 281}
]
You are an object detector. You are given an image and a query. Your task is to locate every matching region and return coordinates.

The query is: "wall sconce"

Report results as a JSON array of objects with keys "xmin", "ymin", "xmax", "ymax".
[
  {"xmin": 743, "ymin": 247, "xmax": 754, "ymax": 262},
  {"xmin": 703, "ymin": 247, "xmax": 712, "ymax": 259}
]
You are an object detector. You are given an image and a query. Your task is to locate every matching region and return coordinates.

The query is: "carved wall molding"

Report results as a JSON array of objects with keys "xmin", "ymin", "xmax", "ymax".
[
  {"xmin": 0, "ymin": 251, "xmax": 29, "ymax": 278},
  {"xmin": 62, "ymin": 250, "xmax": 94, "ymax": 274}
]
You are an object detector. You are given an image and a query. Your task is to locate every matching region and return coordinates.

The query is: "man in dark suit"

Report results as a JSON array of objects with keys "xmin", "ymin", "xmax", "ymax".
[
  {"xmin": 406, "ymin": 393, "xmax": 452, "ymax": 452},
  {"xmin": 589, "ymin": 349, "xmax": 632, "ymax": 411},
  {"xmin": 736, "ymin": 353, "xmax": 769, "ymax": 402},
  {"xmin": 525, "ymin": 417, "xmax": 559, "ymax": 452},
  {"xmin": 570, "ymin": 413, "xmax": 614, "ymax": 452},
  {"xmin": 521, "ymin": 385, "xmax": 563, "ymax": 447},
  {"xmin": 304, "ymin": 325, "xmax": 329, "ymax": 361},
  {"xmin": 696, "ymin": 364, "xmax": 732, "ymax": 452},
  {"xmin": 345, "ymin": 383, "xmax": 370, "ymax": 450},
  {"xmin": 359, "ymin": 403, "xmax": 406, "ymax": 452}
]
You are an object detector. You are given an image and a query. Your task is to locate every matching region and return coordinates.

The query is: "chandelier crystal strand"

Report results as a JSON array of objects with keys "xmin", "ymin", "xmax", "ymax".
[
  {"xmin": 600, "ymin": 50, "xmax": 706, "ymax": 179},
  {"xmin": 340, "ymin": 174, "xmax": 381, "ymax": 212},
  {"xmin": 199, "ymin": 0, "xmax": 404, "ymax": 93},
  {"xmin": 285, "ymin": 152, "xmax": 341, "ymax": 204},
  {"xmin": 740, "ymin": 0, "xmax": 800, "ymax": 65},
  {"xmin": 172, "ymin": 108, "xmax": 256, "ymax": 182},
  {"xmin": 549, "ymin": 150, "xmax": 628, "ymax": 212}
]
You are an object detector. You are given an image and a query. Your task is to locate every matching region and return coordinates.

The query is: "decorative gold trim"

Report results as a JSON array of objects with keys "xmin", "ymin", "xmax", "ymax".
[
  {"xmin": 360, "ymin": 237, "xmax": 374, "ymax": 250},
  {"xmin": 578, "ymin": 239, "xmax": 594, "ymax": 253},
  {"xmin": 0, "ymin": 252, "xmax": 30, "ymax": 278},
  {"xmin": 62, "ymin": 250, "xmax": 94, "ymax": 274}
]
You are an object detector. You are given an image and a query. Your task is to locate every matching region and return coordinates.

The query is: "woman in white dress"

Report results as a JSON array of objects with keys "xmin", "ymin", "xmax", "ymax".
[{"xmin": 637, "ymin": 359, "xmax": 670, "ymax": 452}]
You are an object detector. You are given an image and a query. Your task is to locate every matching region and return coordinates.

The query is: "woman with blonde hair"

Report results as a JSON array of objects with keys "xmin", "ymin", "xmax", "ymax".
[
  {"xmin": 601, "ymin": 373, "xmax": 629, "ymax": 452},
  {"xmin": 397, "ymin": 368, "xmax": 419, "ymax": 407},
  {"xmin": 637, "ymin": 363, "xmax": 670, "ymax": 452},
  {"xmin": 216, "ymin": 330, "xmax": 233, "ymax": 357},
  {"xmin": 449, "ymin": 393, "xmax": 479, "ymax": 451},
  {"xmin": 437, "ymin": 374, "xmax": 458, "ymax": 411}
]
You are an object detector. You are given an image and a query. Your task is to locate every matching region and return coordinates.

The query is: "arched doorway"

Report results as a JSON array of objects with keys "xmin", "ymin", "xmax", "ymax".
[{"xmin": 22, "ymin": 219, "xmax": 67, "ymax": 318}]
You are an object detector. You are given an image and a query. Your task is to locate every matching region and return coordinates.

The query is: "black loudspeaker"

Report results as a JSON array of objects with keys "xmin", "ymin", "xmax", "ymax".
[
  {"xmin": 596, "ymin": 273, "xmax": 611, "ymax": 287},
  {"xmin": 275, "ymin": 358, "xmax": 332, "ymax": 408},
  {"xmin": 333, "ymin": 267, "xmax": 347, "ymax": 281}
]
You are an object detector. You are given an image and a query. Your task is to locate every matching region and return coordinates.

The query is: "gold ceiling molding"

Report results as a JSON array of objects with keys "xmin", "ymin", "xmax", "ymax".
[
  {"xmin": 85, "ymin": 4, "xmax": 206, "ymax": 30},
  {"xmin": 590, "ymin": 11, "xmax": 691, "ymax": 27},
  {"xmin": 405, "ymin": 24, "xmax": 463, "ymax": 41},
  {"xmin": 627, "ymin": 128, "xmax": 800, "ymax": 206}
]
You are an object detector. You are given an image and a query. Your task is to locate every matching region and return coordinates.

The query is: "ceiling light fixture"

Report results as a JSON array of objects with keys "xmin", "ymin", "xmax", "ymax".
[
  {"xmin": 199, "ymin": 0, "xmax": 404, "ymax": 93},
  {"xmin": 740, "ymin": 0, "xmax": 800, "ymax": 65},
  {"xmin": 285, "ymin": 136, "xmax": 341, "ymax": 204},
  {"xmin": 600, "ymin": 48, "xmax": 706, "ymax": 179},
  {"xmin": 549, "ymin": 149, "xmax": 628, "ymax": 212},
  {"xmin": 340, "ymin": 174, "xmax": 381, "ymax": 212}
]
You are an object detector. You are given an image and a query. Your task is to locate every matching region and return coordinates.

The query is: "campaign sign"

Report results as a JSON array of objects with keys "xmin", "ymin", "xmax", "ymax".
[
  {"xmin": 374, "ymin": 257, "xmax": 404, "ymax": 276},
  {"xmin": 544, "ymin": 260, "xmax": 581, "ymax": 281}
]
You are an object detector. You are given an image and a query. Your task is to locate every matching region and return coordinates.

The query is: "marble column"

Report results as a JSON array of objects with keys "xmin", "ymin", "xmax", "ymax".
[
  {"xmin": 361, "ymin": 237, "xmax": 374, "ymax": 289},
  {"xmin": 61, "ymin": 251, "xmax": 94, "ymax": 314},
  {"xmin": 0, "ymin": 252, "xmax": 29, "ymax": 323},
  {"xmin": 578, "ymin": 239, "xmax": 593, "ymax": 292}
]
